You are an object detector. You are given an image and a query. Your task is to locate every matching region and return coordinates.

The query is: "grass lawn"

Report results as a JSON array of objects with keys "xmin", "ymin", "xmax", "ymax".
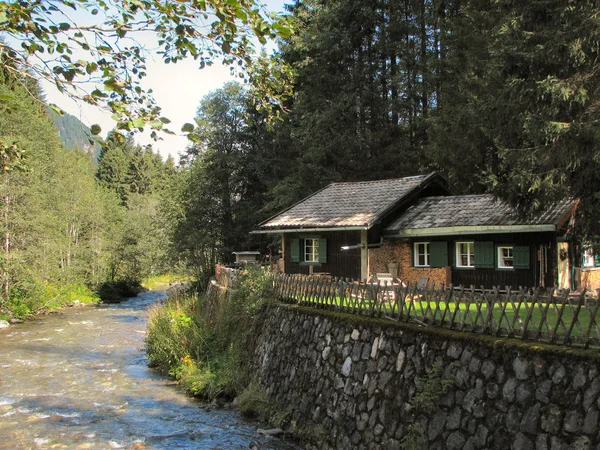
[
  {"xmin": 401, "ymin": 298, "xmax": 599, "ymax": 339},
  {"xmin": 288, "ymin": 290, "xmax": 600, "ymax": 343}
]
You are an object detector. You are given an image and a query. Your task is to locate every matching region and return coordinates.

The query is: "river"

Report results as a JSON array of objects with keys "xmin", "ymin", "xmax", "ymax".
[{"xmin": 0, "ymin": 290, "xmax": 301, "ymax": 450}]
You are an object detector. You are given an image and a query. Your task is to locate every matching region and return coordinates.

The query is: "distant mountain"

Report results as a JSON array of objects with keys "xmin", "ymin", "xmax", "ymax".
[{"xmin": 48, "ymin": 109, "xmax": 102, "ymax": 163}]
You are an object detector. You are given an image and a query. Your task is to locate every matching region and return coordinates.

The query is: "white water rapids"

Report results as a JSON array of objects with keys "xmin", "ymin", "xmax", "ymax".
[{"xmin": 0, "ymin": 290, "xmax": 301, "ymax": 450}]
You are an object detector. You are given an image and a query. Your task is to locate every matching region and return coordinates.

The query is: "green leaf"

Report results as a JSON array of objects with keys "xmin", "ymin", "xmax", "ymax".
[
  {"xmin": 149, "ymin": 120, "xmax": 163, "ymax": 129},
  {"xmin": 49, "ymin": 104, "xmax": 64, "ymax": 116},
  {"xmin": 90, "ymin": 124, "xmax": 102, "ymax": 135},
  {"xmin": 91, "ymin": 89, "xmax": 107, "ymax": 98},
  {"xmin": 86, "ymin": 62, "xmax": 98, "ymax": 74},
  {"xmin": 181, "ymin": 123, "xmax": 195, "ymax": 133}
]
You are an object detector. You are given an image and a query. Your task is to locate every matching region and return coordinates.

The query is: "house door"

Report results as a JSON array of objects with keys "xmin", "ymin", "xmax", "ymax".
[
  {"xmin": 538, "ymin": 243, "xmax": 555, "ymax": 289},
  {"xmin": 557, "ymin": 242, "xmax": 570, "ymax": 290}
]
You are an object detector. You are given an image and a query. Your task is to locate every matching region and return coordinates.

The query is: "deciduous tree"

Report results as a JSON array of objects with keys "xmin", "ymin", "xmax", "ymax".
[{"xmin": 0, "ymin": 0, "xmax": 293, "ymax": 133}]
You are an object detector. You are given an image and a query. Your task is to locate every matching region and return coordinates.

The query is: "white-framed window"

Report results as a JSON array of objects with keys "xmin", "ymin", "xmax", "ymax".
[
  {"xmin": 497, "ymin": 246, "xmax": 514, "ymax": 269},
  {"xmin": 456, "ymin": 242, "xmax": 475, "ymax": 268},
  {"xmin": 583, "ymin": 247, "xmax": 596, "ymax": 268},
  {"xmin": 304, "ymin": 238, "xmax": 319, "ymax": 263},
  {"xmin": 414, "ymin": 242, "xmax": 429, "ymax": 267}
]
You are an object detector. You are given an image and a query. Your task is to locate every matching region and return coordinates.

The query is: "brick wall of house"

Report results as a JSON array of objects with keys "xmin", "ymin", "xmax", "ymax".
[
  {"xmin": 369, "ymin": 240, "xmax": 449, "ymax": 287},
  {"xmin": 581, "ymin": 268, "xmax": 600, "ymax": 291}
]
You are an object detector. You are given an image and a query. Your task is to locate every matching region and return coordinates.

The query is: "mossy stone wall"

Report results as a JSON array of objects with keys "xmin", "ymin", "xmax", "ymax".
[{"xmin": 250, "ymin": 304, "xmax": 600, "ymax": 450}]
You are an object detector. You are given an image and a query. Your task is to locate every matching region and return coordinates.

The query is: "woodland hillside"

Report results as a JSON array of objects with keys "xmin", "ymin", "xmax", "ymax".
[
  {"xmin": 49, "ymin": 110, "xmax": 102, "ymax": 162},
  {"xmin": 0, "ymin": 0, "xmax": 599, "ymax": 317}
]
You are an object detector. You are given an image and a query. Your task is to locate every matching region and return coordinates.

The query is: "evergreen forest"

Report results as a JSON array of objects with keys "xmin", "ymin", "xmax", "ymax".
[{"xmin": 1, "ymin": 0, "xmax": 599, "ymax": 319}]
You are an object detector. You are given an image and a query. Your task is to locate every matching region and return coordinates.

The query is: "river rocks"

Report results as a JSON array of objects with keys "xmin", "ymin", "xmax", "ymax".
[
  {"xmin": 0, "ymin": 320, "xmax": 9, "ymax": 329},
  {"xmin": 250, "ymin": 307, "xmax": 600, "ymax": 449}
]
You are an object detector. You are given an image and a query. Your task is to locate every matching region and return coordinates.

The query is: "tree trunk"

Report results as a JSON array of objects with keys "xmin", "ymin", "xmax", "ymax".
[{"xmin": 3, "ymin": 192, "xmax": 9, "ymax": 301}]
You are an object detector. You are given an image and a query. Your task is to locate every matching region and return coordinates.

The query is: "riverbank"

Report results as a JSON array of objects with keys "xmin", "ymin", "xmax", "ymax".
[
  {"xmin": 144, "ymin": 268, "xmax": 292, "ymax": 429},
  {"xmin": 0, "ymin": 274, "xmax": 191, "ymax": 328}
]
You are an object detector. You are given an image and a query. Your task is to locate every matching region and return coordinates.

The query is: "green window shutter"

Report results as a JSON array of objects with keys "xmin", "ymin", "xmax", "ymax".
[
  {"xmin": 318, "ymin": 238, "xmax": 327, "ymax": 263},
  {"xmin": 513, "ymin": 246, "xmax": 530, "ymax": 269},
  {"xmin": 290, "ymin": 238, "xmax": 300, "ymax": 262},
  {"xmin": 474, "ymin": 241, "xmax": 494, "ymax": 269},
  {"xmin": 594, "ymin": 250, "xmax": 600, "ymax": 267},
  {"xmin": 429, "ymin": 241, "xmax": 448, "ymax": 268}
]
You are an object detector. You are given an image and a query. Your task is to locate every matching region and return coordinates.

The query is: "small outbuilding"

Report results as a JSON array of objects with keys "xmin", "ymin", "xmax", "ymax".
[{"xmin": 232, "ymin": 251, "xmax": 261, "ymax": 264}]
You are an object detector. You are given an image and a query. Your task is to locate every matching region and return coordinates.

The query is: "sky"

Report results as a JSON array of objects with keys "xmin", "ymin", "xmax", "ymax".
[{"xmin": 41, "ymin": 0, "xmax": 287, "ymax": 161}]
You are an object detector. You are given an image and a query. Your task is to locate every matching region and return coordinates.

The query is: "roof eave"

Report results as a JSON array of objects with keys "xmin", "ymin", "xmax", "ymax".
[
  {"xmin": 251, "ymin": 226, "xmax": 369, "ymax": 235},
  {"xmin": 385, "ymin": 224, "xmax": 557, "ymax": 238},
  {"xmin": 554, "ymin": 199, "xmax": 579, "ymax": 230}
]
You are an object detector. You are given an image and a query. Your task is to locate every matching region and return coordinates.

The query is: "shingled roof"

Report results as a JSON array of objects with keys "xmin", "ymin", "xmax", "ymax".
[
  {"xmin": 385, "ymin": 195, "xmax": 576, "ymax": 236},
  {"xmin": 256, "ymin": 173, "xmax": 445, "ymax": 232}
]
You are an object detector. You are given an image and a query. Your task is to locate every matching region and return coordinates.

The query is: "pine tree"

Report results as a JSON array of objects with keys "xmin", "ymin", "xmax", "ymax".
[{"xmin": 427, "ymin": 0, "xmax": 600, "ymax": 234}]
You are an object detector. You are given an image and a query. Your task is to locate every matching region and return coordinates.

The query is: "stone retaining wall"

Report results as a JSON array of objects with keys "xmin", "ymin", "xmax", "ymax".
[{"xmin": 250, "ymin": 305, "xmax": 600, "ymax": 450}]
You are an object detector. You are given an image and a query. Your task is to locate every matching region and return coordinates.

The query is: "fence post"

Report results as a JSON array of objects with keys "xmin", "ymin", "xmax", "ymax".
[
  {"xmin": 564, "ymin": 290, "xmax": 586, "ymax": 345},
  {"xmin": 439, "ymin": 284, "xmax": 452, "ymax": 326},
  {"xmin": 516, "ymin": 288, "xmax": 533, "ymax": 340},
  {"xmin": 549, "ymin": 290, "xmax": 569, "ymax": 344},
  {"xmin": 583, "ymin": 290, "xmax": 600, "ymax": 348},
  {"xmin": 495, "ymin": 286, "xmax": 511, "ymax": 336},
  {"xmin": 338, "ymin": 278, "xmax": 345, "ymax": 312}
]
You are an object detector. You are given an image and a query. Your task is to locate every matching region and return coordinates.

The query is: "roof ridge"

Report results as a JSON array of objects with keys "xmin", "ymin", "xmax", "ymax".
[
  {"xmin": 328, "ymin": 173, "xmax": 431, "ymax": 187},
  {"xmin": 421, "ymin": 193, "xmax": 495, "ymax": 200}
]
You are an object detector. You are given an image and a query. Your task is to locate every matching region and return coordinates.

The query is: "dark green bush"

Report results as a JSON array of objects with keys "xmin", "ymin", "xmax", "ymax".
[{"xmin": 97, "ymin": 279, "xmax": 144, "ymax": 303}]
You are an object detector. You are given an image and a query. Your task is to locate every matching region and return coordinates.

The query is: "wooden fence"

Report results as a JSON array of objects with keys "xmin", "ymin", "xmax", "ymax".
[{"xmin": 273, "ymin": 273, "xmax": 600, "ymax": 349}]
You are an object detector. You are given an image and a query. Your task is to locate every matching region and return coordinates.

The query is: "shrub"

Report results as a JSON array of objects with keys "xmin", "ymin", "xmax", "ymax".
[
  {"xmin": 178, "ymin": 351, "xmax": 246, "ymax": 400},
  {"xmin": 238, "ymin": 380, "xmax": 272, "ymax": 420},
  {"xmin": 97, "ymin": 279, "xmax": 144, "ymax": 303},
  {"xmin": 5, "ymin": 294, "xmax": 33, "ymax": 319},
  {"xmin": 146, "ymin": 291, "xmax": 206, "ymax": 375},
  {"xmin": 2, "ymin": 282, "xmax": 100, "ymax": 319},
  {"xmin": 400, "ymin": 363, "xmax": 454, "ymax": 450},
  {"xmin": 145, "ymin": 267, "xmax": 276, "ymax": 402},
  {"xmin": 218, "ymin": 265, "xmax": 276, "ymax": 346}
]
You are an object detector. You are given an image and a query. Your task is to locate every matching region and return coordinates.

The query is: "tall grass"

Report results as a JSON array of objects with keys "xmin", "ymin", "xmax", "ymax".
[
  {"xmin": 142, "ymin": 273, "xmax": 192, "ymax": 291},
  {"xmin": 2, "ymin": 282, "xmax": 100, "ymax": 320},
  {"xmin": 145, "ymin": 266, "xmax": 276, "ymax": 401}
]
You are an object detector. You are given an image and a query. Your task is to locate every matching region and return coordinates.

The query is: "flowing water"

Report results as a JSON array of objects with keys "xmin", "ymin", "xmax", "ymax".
[{"xmin": 0, "ymin": 290, "xmax": 301, "ymax": 450}]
